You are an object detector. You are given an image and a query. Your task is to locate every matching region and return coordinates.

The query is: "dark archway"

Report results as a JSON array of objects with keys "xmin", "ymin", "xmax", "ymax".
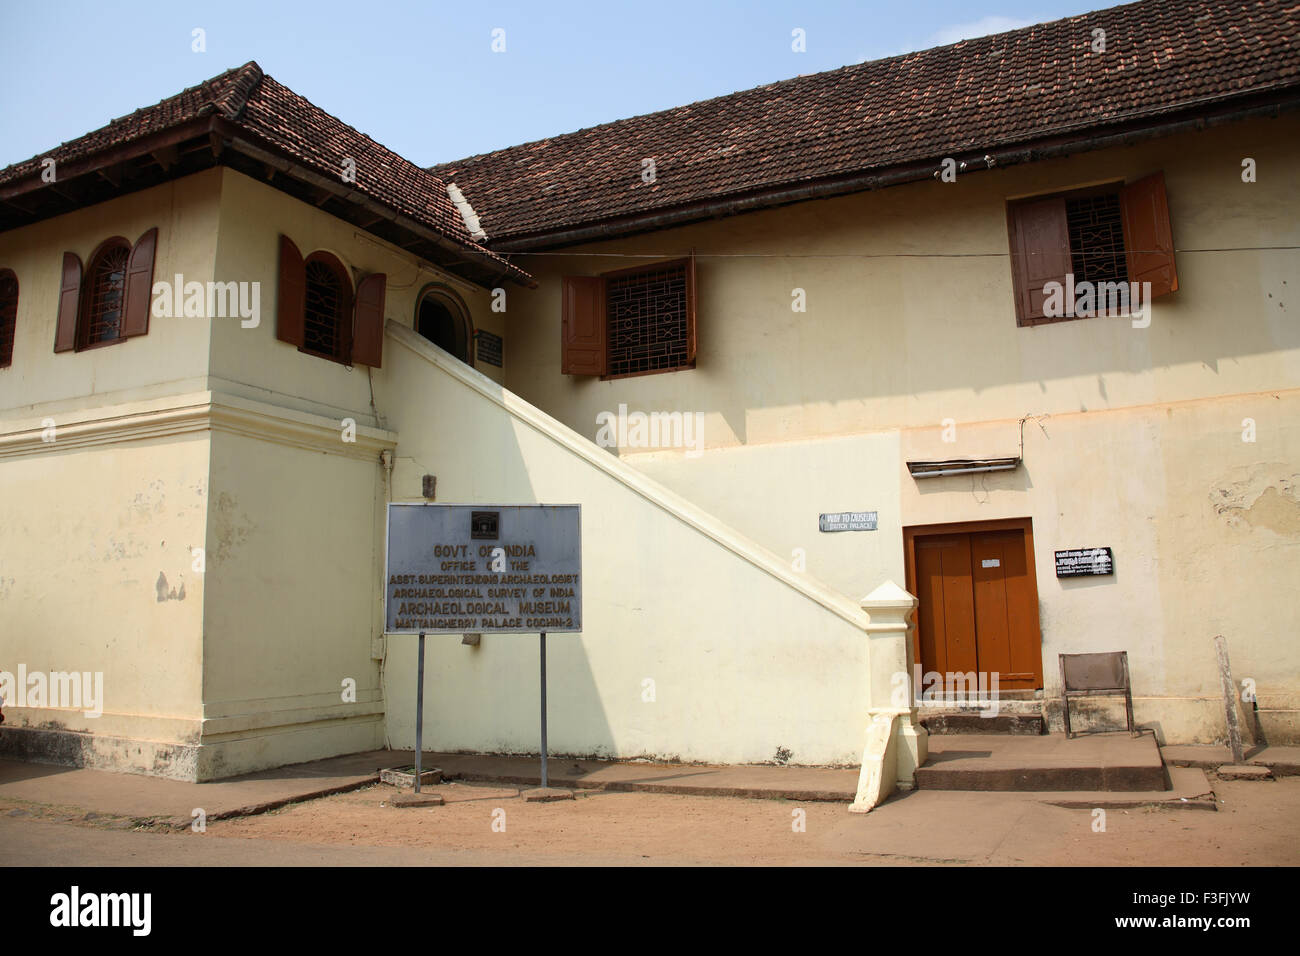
[{"xmin": 415, "ymin": 285, "xmax": 473, "ymax": 364}]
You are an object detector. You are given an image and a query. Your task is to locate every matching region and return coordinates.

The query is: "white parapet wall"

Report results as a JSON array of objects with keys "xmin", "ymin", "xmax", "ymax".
[{"xmin": 376, "ymin": 322, "xmax": 891, "ymax": 768}]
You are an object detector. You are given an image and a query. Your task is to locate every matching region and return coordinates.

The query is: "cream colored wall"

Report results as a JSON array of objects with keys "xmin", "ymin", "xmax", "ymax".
[
  {"xmin": 374, "ymin": 323, "xmax": 876, "ymax": 766},
  {"xmin": 0, "ymin": 170, "xmax": 221, "ymax": 417},
  {"xmin": 209, "ymin": 168, "xmax": 506, "ymax": 430},
  {"xmin": 0, "ymin": 409, "xmax": 209, "ymax": 778},
  {"xmin": 504, "ymin": 116, "xmax": 1299, "ymax": 443},
  {"xmin": 0, "ymin": 175, "xmax": 223, "ymax": 776},
  {"xmin": 501, "ymin": 114, "xmax": 1300, "ymax": 744}
]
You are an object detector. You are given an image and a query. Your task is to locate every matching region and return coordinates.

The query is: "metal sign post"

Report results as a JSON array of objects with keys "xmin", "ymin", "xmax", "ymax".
[
  {"xmin": 539, "ymin": 632, "xmax": 548, "ymax": 788},
  {"xmin": 415, "ymin": 631, "xmax": 425, "ymax": 792}
]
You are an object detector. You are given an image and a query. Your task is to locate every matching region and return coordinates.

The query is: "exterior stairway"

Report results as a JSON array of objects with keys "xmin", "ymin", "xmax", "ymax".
[{"xmin": 914, "ymin": 731, "xmax": 1167, "ymax": 792}]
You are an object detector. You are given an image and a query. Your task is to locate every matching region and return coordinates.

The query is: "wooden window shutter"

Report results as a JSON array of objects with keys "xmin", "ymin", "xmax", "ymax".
[
  {"xmin": 685, "ymin": 253, "xmax": 697, "ymax": 364},
  {"xmin": 351, "ymin": 272, "xmax": 386, "ymax": 368},
  {"xmin": 1120, "ymin": 171, "xmax": 1178, "ymax": 299},
  {"xmin": 121, "ymin": 227, "xmax": 157, "ymax": 338},
  {"xmin": 1008, "ymin": 197, "xmax": 1071, "ymax": 325},
  {"xmin": 54, "ymin": 252, "xmax": 82, "ymax": 353},
  {"xmin": 277, "ymin": 235, "xmax": 307, "ymax": 347},
  {"xmin": 561, "ymin": 275, "xmax": 606, "ymax": 375}
]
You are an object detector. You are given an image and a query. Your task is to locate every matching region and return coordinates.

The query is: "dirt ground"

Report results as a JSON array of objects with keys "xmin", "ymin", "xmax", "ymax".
[
  {"xmin": 4, "ymin": 775, "xmax": 1297, "ymax": 866},
  {"xmin": 188, "ymin": 776, "xmax": 1300, "ymax": 866}
]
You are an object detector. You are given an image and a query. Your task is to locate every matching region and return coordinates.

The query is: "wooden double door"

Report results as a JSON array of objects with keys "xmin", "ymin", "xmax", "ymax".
[{"xmin": 906, "ymin": 520, "xmax": 1043, "ymax": 691}]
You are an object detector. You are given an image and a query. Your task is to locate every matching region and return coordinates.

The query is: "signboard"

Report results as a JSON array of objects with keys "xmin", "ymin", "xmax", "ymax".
[
  {"xmin": 475, "ymin": 329, "xmax": 503, "ymax": 368},
  {"xmin": 819, "ymin": 511, "xmax": 878, "ymax": 532},
  {"xmin": 385, "ymin": 504, "xmax": 581, "ymax": 634},
  {"xmin": 1055, "ymin": 547, "xmax": 1114, "ymax": 577}
]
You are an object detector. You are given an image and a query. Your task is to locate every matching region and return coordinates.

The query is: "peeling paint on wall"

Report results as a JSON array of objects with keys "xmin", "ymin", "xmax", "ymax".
[{"xmin": 1212, "ymin": 467, "xmax": 1300, "ymax": 536}]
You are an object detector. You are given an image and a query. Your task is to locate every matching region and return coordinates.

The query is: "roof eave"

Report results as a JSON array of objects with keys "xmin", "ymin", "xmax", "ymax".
[{"xmin": 488, "ymin": 87, "xmax": 1300, "ymax": 253}]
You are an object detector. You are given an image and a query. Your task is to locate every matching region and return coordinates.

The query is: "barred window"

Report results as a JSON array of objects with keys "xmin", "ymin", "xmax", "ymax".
[
  {"xmin": 605, "ymin": 260, "xmax": 692, "ymax": 377},
  {"xmin": 79, "ymin": 240, "xmax": 130, "ymax": 348},
  {"xmin": 560, "ymin": 256, "xmax": 696, "ymax": 377},
  {"xmin": 1065, "ymin": 192, "xmax": 1127, "ymax": 288},
  {"xmin": 0, "ymin": 269, "xmax": 16, "ymax": 368},
  {"xmin": 302, "ymin": 253, "xmax": 351, "ymax": 362}
]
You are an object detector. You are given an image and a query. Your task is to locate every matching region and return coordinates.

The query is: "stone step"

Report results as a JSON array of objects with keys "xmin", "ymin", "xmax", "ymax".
[
  {"xmin": 914, "ymin": 731, "xmax": 1166, "ymax": 792},
  {"xmin": 921, "ymin": 713, "xmax": 1045, "ymax": 735}
]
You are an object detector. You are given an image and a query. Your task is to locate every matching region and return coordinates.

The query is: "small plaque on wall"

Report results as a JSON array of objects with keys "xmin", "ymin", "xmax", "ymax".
[
  {"xmin": 1055, "ymin": 548, "xmax": 1114, "ymax": 577},
  {"xmin": 819, "ymin": 511, "xmax": 877, "ymax": 532},
  {"xmin": 476, "ymin": 329, "xmax": 503, "ymax": 367}
]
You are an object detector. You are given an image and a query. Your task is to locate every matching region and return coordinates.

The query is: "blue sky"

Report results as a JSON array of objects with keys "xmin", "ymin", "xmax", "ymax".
[{"xmin": 0, "ymin": 0, "xmax": 1105, "ymax": 170}]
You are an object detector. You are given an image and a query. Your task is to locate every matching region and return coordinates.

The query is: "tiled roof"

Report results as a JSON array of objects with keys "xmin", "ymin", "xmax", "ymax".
[
  {"xmin": 0, "ymin": 62, "xmax": 529, "ymax": 281},
  {"xmin": 431, "ymin": 0, "xmax": 1300, "ymax": 243}
]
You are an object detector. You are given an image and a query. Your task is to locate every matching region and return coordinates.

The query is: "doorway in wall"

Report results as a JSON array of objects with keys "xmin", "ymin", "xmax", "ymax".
[
  {"xmin": 903, "ymin": 518, "xmax": 1043, "ymax": 692},
  {"xmin": 416, "ymin": 284, "xmax": 473, "ymax": 365}
]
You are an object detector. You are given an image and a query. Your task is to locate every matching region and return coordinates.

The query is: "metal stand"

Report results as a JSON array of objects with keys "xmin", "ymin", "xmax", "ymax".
[
  {"xmin": 539, "ymin": 632, "xmax": 548, "ymax": 788},
  {"xmin": 414, "ymin": 631, "xmax": 426, "ymax": 792}
]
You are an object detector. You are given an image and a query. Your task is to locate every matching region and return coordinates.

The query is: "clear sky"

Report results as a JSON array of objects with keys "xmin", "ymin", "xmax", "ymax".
[{"xmin": 0, "ymin": 0, "xmax": 1105, "ymax": 170}]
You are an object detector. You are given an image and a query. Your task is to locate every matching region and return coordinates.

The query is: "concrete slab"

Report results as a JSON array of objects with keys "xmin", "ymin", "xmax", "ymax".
[
  {"xmin": 1216, "ymin": 764, "xmax": 1273, "ymax": 780},
  {"xmin": 921, "ymin": 714, "xmax": 1045, "ymax": 735},
  {"xmin": 915, "ymin": 732, "xmax": 1166, "ymax": 791},
  {"xmin": 1162, "ymin": 744, "xmax": 1300, "ymax": 776},
  {"xmin": 0, "ymin": 751, "xmax": 389, "ymax": 826},
  {"xmin": 411, "ymin": 752, "xmax": 861, "ymax": 801},
  {"xmin": 521, "ymin": 787, "xmax": 575, "ymax": 802},
  {"xmin": 388, "ymin": 790, "xmax": 445, "ymax": 807}
]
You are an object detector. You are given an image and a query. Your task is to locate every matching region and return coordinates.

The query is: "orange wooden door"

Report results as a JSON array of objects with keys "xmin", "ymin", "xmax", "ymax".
[
  {"xmin": 915, "ymin": 535, "xmax": 978, "ymax": 685},
  {"xmin": 914, "ymin": 529, "xmax": 1042, "ymax": 692}
]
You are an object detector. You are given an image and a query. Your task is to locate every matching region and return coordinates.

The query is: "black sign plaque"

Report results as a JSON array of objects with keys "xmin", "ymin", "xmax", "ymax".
[
  {"xmin": 1055, "ymin": 547, "xmax": 1114, "ymax": 577},
  {"xmin": 476, "ymin": 330, "xmax": 503, "ymax": 367}
]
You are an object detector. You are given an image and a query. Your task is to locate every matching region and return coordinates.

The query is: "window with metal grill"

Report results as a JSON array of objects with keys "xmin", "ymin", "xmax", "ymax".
[
  {"xmin": 302, "ymin": 255, "xmax": 350, "ymax": 361},
  {"xmin": 0, "ymin": 269, "xmax": 16, "ymax": 368},
  {"xmin": 605, "ymin": 259, "xmax": 693, "ymax": 377},
  {"xmin": 1065, "ymin": 193, "xmax": 1127, "ymax": 288},
  {"xmin": 1006, "ymin": 172, "xmax": 1179, "ymax": 326},
  {"xmin": 79, "ymin": 241, "xmax": 130, "ymax": 348}
]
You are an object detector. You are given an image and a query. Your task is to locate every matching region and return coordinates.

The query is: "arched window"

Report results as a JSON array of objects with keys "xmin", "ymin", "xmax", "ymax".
[
  {"xmin": 0, "ymin": 268, "xmax": 17, "ymax": 368},
  {"xmin": 415, "ymin": 285, "xmax": 473, "ymax": 364},
  {"xmin": 79, "ymin": 238, "xmax": 131, "ymax": 349},
  {"xmin": 302, "ymin": 252, "xmax": 352, "ymax": 362}
]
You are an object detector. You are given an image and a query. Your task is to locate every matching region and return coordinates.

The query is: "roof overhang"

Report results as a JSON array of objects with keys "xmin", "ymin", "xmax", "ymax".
[
  {"xmin": 488, "ymin": 87, "xmax": 1300, "ymax": 253},
  {"xmin": 0, "ymin": 115, "xmax": 534, "ymax": 289}
]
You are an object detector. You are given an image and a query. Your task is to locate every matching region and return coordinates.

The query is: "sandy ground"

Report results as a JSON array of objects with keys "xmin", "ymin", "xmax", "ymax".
[{"xmin": 6, "ymin": 776, "xmax": 1296, "ymax": 866}]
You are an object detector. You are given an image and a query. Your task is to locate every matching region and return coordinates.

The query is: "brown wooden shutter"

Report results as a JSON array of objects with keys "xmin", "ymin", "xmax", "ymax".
[
  {"xmin": 121, "ymin": 227, "xmax": 157, "ymax": 338},
  {"xmin": 685, "ymin": 253, "xmax": 697, "ymax": 364},
  {"xmin": 1008, "ymin": 197, "xmax": 1072, "ymax": 325},
  {"xmin": 277, "ymin": 235, "xmax": 307, "ymax": 347},
  {"xmin": 1120, "ymin": 171, "xmax": 1178, "ymax": 299},
  {"xmin": 54, "ymin": 252, "xmax": 82, "ymax": 352},
  {"xmin": 561, "ymin": 275, "xmax": 606, "ymax": 375},
  {"xmin": 351, "ymin": 272, "xmax": 386, "ymax": 368}
]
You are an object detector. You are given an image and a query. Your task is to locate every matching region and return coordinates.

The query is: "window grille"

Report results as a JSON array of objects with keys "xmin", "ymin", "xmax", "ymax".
[
  {"xmin": 606, "ymin": 261, "xmax": 689, "ymax": 377},
  {"xmin": 304, "ymin": 258, "xmax": 346, "ymax": 359},
  {"xmin": 81, "ymin": 244, "xmax": 130, "ymax": 347}
]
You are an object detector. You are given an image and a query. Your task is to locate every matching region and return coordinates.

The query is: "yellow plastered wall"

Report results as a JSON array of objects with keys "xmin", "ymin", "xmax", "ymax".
[
  {"xmin": 500, "ymin": 115, "xmax": 1300, "ymax": 743},
  {"xmin": 374, "ymin": 324, "xmax": 874, "ymax": 766}
]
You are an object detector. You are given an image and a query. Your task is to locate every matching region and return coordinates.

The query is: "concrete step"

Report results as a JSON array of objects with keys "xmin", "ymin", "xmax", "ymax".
[
  {"xmin": 915, "ymin": 731, "xmax": 1166, "ymax": 792},
  {"xmin": 921, "ymin": 713, "xmax": 1045, "ymax": 735}
]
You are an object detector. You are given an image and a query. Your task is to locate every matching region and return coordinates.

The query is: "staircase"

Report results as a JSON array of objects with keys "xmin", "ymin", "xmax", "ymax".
[{"xmin": 914, "ymin": 731, "xmax": 1167, "ymax": 792}]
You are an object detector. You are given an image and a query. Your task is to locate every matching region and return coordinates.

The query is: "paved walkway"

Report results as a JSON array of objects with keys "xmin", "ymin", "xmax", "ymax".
[
  {"xmin": 0, "ymin": 738, "xmax": 1232, "ymax": 828},
  {"xmin": 0, "ymin": 751, "xmax": 860, "ymax": 827}
]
